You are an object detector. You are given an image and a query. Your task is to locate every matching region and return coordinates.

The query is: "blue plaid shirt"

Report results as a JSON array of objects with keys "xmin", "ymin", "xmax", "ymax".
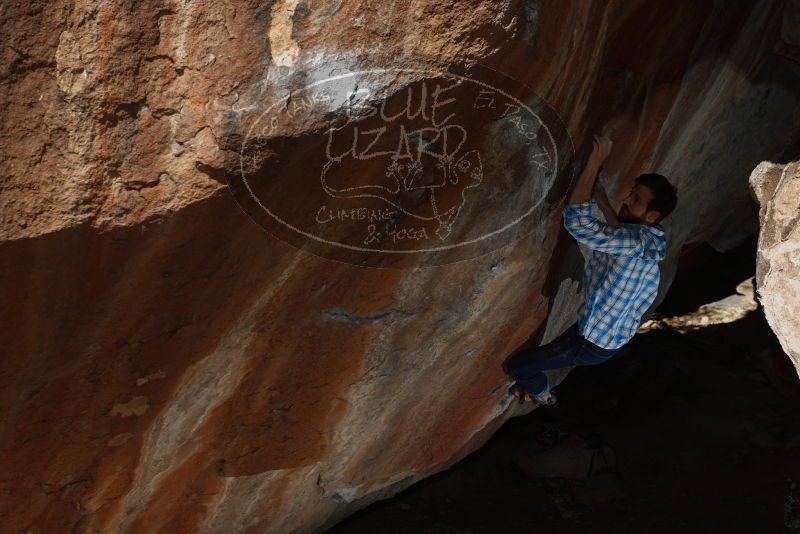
[{"xmin": 563, "ymin": 200, "xmax": 667, "ymax": 349}]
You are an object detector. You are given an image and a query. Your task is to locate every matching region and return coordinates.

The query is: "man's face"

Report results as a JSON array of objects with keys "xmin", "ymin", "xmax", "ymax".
[{"xmin": 618, "ymin": 184, "xmax": 660, "ymax": 225}]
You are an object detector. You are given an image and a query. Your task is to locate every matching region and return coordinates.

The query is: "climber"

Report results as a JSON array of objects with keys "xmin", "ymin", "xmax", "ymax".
[{"xmin": 506, "ymin": 134, "xmax": 678, "ymax": 406}]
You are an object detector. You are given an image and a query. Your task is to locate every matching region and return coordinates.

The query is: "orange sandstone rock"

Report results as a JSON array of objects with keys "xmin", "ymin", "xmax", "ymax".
[{"xmin": 1, "ymin": 1, "xmax": 799, "ymax": 532}]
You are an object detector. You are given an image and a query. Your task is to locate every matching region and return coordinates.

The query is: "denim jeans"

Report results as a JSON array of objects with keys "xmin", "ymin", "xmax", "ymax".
[{"xmin": 506, "ymin": 321, "xmax": 620, "ymax": 397}]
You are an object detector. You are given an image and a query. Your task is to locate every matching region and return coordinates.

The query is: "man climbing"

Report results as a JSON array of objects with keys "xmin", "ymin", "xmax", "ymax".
[{"xmin": 507, "ymin": 134, "xmax": 678, "ymax": 405}]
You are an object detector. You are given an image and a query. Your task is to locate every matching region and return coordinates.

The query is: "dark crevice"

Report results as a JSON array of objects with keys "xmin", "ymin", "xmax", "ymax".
[
  {"xmin": 322, "ymin": 308, "xmax": 413, "ymax": 325},
  {"xmin": 656, "ymin": 234, "xmax": 758, "ymax": 317}
]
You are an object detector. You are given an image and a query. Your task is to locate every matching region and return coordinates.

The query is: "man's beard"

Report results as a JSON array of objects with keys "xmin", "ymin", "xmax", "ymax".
[{"xmin": 618, "ymin": 205, "xmax": 643, "ymax": 224}]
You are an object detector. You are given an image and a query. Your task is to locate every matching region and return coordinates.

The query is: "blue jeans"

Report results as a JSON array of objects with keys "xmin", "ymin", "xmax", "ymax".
[{"xmin": 506, "ymin": 321, "xmax": 620, "ymax": 397}]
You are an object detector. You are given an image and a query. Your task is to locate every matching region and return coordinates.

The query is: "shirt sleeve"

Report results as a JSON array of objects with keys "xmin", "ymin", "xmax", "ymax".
[{"xmin": 563, "ymin": 200, "xmax": 646, "ymax": 257}]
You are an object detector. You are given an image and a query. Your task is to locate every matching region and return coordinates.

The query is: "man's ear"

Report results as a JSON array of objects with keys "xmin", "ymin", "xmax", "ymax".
[{"xmin": 645, "ymin": 210, "xmax": 661, "ymax": 224}]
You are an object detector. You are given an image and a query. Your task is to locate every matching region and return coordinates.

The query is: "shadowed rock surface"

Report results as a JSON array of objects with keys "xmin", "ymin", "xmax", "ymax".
[{"xmin": 1, "ymin": 1, "xmax": 800, "ymax": 532}]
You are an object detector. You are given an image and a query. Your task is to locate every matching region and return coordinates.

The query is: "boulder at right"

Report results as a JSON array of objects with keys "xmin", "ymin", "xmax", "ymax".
[{"xmin": 750, "ymin": 160, "xmax": 800, "ymax": 376}]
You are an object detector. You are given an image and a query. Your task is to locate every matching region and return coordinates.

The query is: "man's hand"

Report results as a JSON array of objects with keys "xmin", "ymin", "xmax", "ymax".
[
  {"xmin": 567, "ymin": 134, "xmax": 614, "ymax": 205},
  {"xmin": 589, "ymin": 135, "xmax": 613, "ymax": 165}
]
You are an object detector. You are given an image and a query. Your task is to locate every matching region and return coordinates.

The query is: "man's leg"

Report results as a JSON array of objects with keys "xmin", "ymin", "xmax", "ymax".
[
  {"xmin": 506, "ymin": 322, "xmax": 584, "ymax": 398},
  {"xmin": 573, "ymin": 339, "xmax": 619, "ymax": 366}
]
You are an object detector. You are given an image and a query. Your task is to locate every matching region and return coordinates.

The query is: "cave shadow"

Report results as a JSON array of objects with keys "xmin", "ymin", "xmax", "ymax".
[{"xmin": 331, "ymin": 301, "xmax": 800, "ymax": 534}]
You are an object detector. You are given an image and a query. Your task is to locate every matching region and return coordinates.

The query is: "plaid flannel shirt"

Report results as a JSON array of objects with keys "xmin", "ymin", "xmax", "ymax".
[{"xmin": 563, "ymin": 200, "xmax": 667, "ymax": 349}]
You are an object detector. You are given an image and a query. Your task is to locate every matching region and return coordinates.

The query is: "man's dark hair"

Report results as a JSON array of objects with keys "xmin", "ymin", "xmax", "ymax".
[{"xmin": 634, "ymin": 173, "xmax": 677, "ymax": 223}]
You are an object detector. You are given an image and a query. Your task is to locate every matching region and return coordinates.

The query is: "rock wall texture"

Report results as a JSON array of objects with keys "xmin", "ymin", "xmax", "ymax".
[
  {"xmin": 750, "ymin": 161, "xmax": 800, "ymax": 376},
  {"xmin": 1, "ymin": 1, "xmax": 800, "ymax": 532}
]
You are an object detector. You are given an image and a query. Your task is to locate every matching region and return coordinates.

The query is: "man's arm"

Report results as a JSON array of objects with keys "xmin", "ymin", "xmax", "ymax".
[
  {"xmin": 593, "ymin": 171, "xmax": 620, "ymax": 226},
  {"xmin": 567, "ymin": 135, "xmax": 612, "ymax": 205},
  {"xmin": 563, "ymin": 203, "xmax": 645, "ymax": 257},
  {"xmin": 563, "ymin": 135, "xmax": 645, "ymax": 257}
]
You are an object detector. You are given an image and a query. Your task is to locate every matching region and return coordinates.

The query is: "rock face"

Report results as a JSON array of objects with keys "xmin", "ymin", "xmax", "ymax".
[
  {"xmin": 1, "ymin": 1, "xmax": 799, "ymax": 532},
  {"xmin": 750, "ymin": 161, "xmax": 800, "ymax": 377}
]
